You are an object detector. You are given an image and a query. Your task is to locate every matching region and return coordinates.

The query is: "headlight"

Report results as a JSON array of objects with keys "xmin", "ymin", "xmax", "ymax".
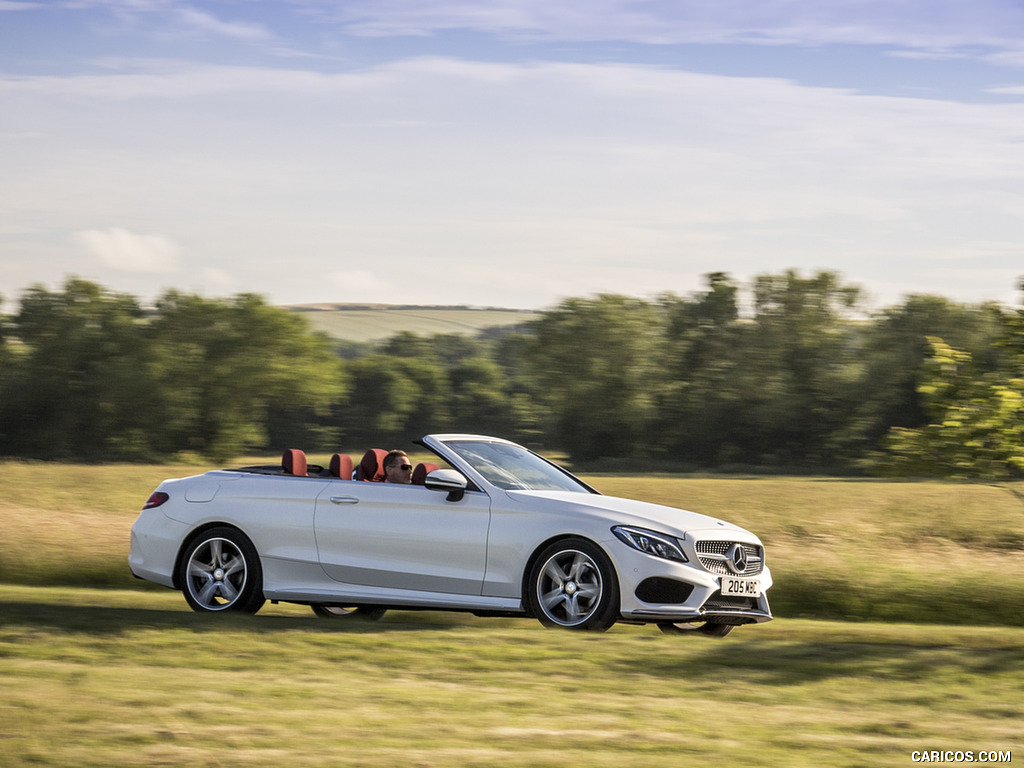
[{"xmin": 612, "ymin": 526, "xmax": 688, "ymax": 562}]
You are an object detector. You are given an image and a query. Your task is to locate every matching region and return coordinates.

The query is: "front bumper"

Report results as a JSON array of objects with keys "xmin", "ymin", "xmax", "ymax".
[{"xmin": 607, "ymin": 534, "xmax": 774, "ymax": 625}]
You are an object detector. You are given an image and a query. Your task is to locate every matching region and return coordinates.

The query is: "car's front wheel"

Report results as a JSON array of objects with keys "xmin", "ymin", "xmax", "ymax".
[
  {"xmin": 310, "ymin": 604, "xmax": 386, "ymax": 621},
  {"xmin": 528, "ymin": 538, "xmax": 618, "ymax": 631},
  {"xmin": 179, "ymin": 527, "xmax": 265, "ymax": 614}
]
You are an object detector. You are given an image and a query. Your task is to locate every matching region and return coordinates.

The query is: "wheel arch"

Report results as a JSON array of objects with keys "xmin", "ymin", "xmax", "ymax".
[
  {"xmin": 519, "ymin": 533, "xmax": 619, "ymax": 617},
  {"xmin": 172, "ymin": 522, "xmax": 254, "ymax": 590}
]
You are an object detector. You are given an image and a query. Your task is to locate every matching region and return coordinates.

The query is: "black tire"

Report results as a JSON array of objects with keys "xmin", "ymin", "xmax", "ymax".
[
  {"xmin": 310, "ymin": 604, "xmax": 386, "ymax": 621},
  {"xmin": 179, "ymin": 527, "xmax": 265, "ymax": 614},
  {"xmin": 528, "ymin": 537, "xmax": 618, "ymax": 631},
  {"xmin": 658, "ymin": 621, "xmax": 734, "ymax": 638}
]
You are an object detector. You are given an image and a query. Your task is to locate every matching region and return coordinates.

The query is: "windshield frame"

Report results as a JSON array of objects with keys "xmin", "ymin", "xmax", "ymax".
[{"xmin": 427, "ymin": 436, "xmax": 599, "ymax": 494}]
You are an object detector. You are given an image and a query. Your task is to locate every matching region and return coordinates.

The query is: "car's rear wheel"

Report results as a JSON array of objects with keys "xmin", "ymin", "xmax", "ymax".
[
  {"xmin": 528, "ymin": 538, "xmax": 618, "ymax": 631},
  {"xmin": 310, "ymin": 604, "xmax": 386, "ymax": 621},
  {"xmin": 658, "ymin": 621, "xmax": 734, "ymax": 637},
  {"xmin": 179, "ymin": 527, "xmax": 265, "ymax": 614}
]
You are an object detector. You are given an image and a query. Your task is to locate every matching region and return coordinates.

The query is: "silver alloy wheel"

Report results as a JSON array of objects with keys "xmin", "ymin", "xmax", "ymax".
[
  {"xmin": 536, "ymin": 548, "xmax": 604, "ymax": 627},
  {"xmin": 316, "ymin": 605, "xmax": 358, "ymax": 617},
  {"xmin": 185, "ymin": 536, "xmax": 248, "ymax": 611}
]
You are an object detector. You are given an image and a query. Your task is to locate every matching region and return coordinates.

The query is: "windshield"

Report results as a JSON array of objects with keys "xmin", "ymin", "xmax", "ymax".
[{"xmin": 443, "ymin": 440, "xmax": 594, "ymax": 493}]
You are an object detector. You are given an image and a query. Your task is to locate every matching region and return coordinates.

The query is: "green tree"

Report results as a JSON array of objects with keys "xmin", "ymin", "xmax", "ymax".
[
  {"xmin": 381, "ymin": 331, "xmax": 432, "ymax": 359},
  {"xmin": 2, "ymin": 279, "xmax": 153, "ymax": 459},
  {"xmin": 492, "ymin": 331, "xmax": 552, "ymax": 446},
  {"xmin": 660, "ymin": 270, "xmax": 867, "ymax": 468},
  {"xmin": 448, "ymin": 356, "xmax": 514, "ymax": 436},
  {"xmin": 655, "ymin": 273, "xmax": 748, "ymax": 465},
  {"xmin": 1002, "ymin": 276, "xmax": 1024, "ymax": 372},
  {"xmin": 526, "ymin": 295, "xmax": 665, "ymax": 461},
  {"xmin": 340, "ymin": 331, "xmax": 536, "ymax": 448},
  {"xmin": 0, "ymin": 296, "xmax": 17, "ymax": 451},
  {"xmin": 740, "ymin": 270, "xmax": 865, "ymax": 466},
  {"xmin": 883, "ymin": 337, "xmax": 1024, "ymax": 479},
  {"xmin": 395, "ymin": 357, "xmax": 451, "ymax": 439},
  {"xmin": 340, "ymin": 355, "xmax": 449, "ymax": 447},
  {"xmin": 147, "ymin": 291, "xmax": 344, "ymax": 461},
  {"xmin": 845, "ymin": 295, "xmax": 1004, "ymax": 462}
]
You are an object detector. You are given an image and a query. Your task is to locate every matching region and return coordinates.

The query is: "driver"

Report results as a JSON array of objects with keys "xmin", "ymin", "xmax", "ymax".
[{"xmin": 382, "ymin": 450, "xmax": 413, "ymax": 484}]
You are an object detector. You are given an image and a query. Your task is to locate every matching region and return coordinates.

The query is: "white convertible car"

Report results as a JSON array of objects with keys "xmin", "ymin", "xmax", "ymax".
[{"xmin": 130, "ymin": 434, "xmax": 772, "ymax": 636}]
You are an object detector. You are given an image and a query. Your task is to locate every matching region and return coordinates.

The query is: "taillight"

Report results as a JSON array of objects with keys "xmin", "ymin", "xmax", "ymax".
[{"xmin": 143, "ymin": 491, "xmax": 169, "ymax": 510}]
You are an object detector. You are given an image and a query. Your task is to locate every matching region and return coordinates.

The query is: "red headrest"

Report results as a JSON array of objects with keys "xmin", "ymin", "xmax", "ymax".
[
  {"xmin": 282, "ymin": 448, "xmax": 307, "ymax": 477},
  {"xmin": 411, "ymin": 462, "xmax": 439, "ymax": 485},
  {"xmin": 356, "ymin": 449, "xmax": 387, "ymax": 482},
  {"xmin": 329, "ymin": 453, "xmax": 354, "ymax": 479}
]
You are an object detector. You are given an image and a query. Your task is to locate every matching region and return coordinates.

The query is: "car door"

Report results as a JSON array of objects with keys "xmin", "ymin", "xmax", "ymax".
[{"xmin": 313, "ymin": 481, "xmax": 491, "ymax": 596}]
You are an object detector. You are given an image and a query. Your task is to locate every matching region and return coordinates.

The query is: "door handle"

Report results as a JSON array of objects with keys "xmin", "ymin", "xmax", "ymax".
[{"xmin": 329, "ymin": 495, "xmax": 360, "ymax": 505}]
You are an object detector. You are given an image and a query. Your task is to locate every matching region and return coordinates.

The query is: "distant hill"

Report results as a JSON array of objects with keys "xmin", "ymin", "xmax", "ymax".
[{"xmin": 284, "ymin": 303, "xmax": 540, "ymax": 343}]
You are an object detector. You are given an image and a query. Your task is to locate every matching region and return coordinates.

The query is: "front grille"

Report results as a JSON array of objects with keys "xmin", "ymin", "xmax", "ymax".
[{"xmin": 695, "ymin": 541, "xmax": 763, "ymax": 576}]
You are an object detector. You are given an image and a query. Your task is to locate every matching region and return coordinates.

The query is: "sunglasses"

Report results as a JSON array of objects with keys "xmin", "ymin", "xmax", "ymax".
[{"xmin": 394, "ymin": 464, "xmax": 412, "ymax": 471}]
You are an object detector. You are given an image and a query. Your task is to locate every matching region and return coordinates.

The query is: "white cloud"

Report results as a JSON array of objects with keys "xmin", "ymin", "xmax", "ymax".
[
  {"xmin": 2, "ymin": 52, "xmax": 1021, "ymax": 309},
  {"xmin": 25, "ymin": 0, "xmax": 1024, "ymax": 56},
  {"xmin": 54, "ymin": 1, "xmax": 274, "ymax": 43},
  {"xmin": 328, "ymin": 270, "xmax": 393, "ymax": 302},
  {"xmin": 199, "ymin": 267, "xmax": 235, "ymax": 291},
  {"xmin": 0, "ymin": 59, "xmax": 397, "ymax": 100},
  {"xmin": 304, "ymin": 0, "xmax": 1024, "ymax": 53},
  {"xmin": 986, "ymin": 84, "xmax": 1024, "ymax": 95},
  {"xmin": 173, "ymin": 6, "xmax": 272, "ymax": 42},
  {"xmin": 74, "ymin": 228, "xmax": 179, "ymax": 273}
]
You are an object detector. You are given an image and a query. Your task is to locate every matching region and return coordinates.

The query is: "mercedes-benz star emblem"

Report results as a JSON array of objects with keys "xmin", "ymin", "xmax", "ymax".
[{"xmin": 726, "ymin": 543, "xmax": 747, "ymax": 574}]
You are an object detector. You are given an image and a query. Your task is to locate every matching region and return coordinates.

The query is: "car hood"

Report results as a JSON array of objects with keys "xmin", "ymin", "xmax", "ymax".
[{"xmin": 503, "ymin": 489, "xmax": 758, "ymax": 541}]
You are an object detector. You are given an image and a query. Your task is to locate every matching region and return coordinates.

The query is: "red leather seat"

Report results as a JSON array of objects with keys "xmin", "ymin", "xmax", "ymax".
[
  {"xmin": 282, "ymin": 449, "xmax": 308, "ymax": 477},
  {"xmin": 356, "ymin": 449, "xmax": 387, "ymax": 482},
  {"xmin": 329, "ymin": 453, "xmax": 354, "ymax": 480},
  {"xmin": 411, "ymin": 462, "xmax": 439, "ymax": 485}
]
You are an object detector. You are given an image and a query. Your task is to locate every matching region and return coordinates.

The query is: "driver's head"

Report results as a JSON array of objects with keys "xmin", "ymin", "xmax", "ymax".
[{"xmin": 383, "ymin": 450, "xmax": 412, "ymax": 484}]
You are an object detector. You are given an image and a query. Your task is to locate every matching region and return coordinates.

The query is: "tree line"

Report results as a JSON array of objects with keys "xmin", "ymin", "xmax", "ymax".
[{"xmin": 1, "ymin": 272, "xmax": 1022, "ymax": 478}]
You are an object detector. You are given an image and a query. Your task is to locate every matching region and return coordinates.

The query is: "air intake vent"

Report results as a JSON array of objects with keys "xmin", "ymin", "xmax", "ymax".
[{"xmin": 635, "ymin": 578, "xmax": 694, "ymax": 604}]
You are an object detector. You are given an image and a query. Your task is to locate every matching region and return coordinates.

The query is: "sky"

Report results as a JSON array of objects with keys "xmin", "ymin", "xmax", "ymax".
[{"xmin": 2, "ymin": 1, "xmax": 1024, "ymax": 312}]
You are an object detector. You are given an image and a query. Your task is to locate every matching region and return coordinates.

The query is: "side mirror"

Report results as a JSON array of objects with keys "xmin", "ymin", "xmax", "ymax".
[{"xmin": 424, "ymin": 469, "xmax": 468, "ymax": 502}]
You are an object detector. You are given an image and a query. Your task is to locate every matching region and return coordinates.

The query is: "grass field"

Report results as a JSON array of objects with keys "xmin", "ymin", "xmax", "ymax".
[
  {"xmin": 288, "ymin": 305, "xmax": 539, "ymax": 342},
  {"xmin": 1, "ymin": 586, "xmax": 1021, "ymax": 767},
  {"xmin": 1, "ymin": 461, "xmax": 1023, "ymax": 766}
]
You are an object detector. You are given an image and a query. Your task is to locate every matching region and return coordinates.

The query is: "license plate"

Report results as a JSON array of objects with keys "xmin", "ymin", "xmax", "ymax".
[{"xmin": 721, "ymin": 576, "xmax": 761, "ymax": 598}]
